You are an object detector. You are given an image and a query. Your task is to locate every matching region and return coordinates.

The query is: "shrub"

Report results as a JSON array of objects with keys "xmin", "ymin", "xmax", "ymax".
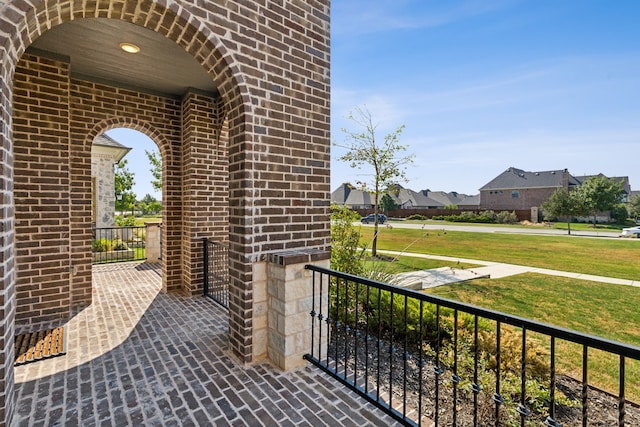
[
  {"xmin": 495, "ymin": 210, "xmax": 518, "ymax": 224},
  {"xmin": 92, "ymin": 238, "xmax": 111, "ymax": 252},
  {"xmin": 116, "ymin": 215, "xmax": 137, "ymax": 226},
  {"xmin": 436, "ymin": 321, "xmax": 577, "ymax": 426},
  {"xmin": 406, "ymin": 214, "xmax": 427, "ymax": 220},
  {"xmin": 111, "ymin": 239, "xmax": 128, "ymax": 251},
  {"xmin": 330, "ymin": 203, "xmax": 365, "ymax": 276}
]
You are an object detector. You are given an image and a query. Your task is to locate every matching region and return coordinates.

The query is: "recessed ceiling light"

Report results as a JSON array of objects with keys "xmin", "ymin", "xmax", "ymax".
[{"xmin": 119, "ymin": 42, "xmax": 140, "ymax": 54}]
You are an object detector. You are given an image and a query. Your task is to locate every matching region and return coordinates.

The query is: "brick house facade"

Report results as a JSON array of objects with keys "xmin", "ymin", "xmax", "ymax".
[
  {"xmin": 91, "ymin": 134, "xmax": 131, "ymax": 228},
  {"xmin": 0, "ymin": 1, "xmax": 331, "ymax": 425},
  {"xmin": 479, "ymin": 167, "xmax": 577, "ymax": 211}
]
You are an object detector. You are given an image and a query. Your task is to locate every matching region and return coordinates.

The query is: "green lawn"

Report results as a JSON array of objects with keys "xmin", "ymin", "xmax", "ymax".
[
  {"xmin": 134, "ymin": 216, "xmax": 162, "ymax": 226},
  {"xmin": 360, "ymin": 227, "xmax": 640, "ymax": 280},
  {"xmin": 357, "ymin": 227, "xmax": 640, "ymax": 399},
  {"xmin": 426, "ymin": 274, "xmax": 640, "ymax": 401},
  {"xmin": 365, "ymin": 255, "xmax": 479, "ymax": 273}
]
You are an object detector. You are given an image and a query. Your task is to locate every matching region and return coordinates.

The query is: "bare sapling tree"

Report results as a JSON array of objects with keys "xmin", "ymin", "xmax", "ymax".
[{"xmin": 336, "ymin": 105, "xmax": 414, "ymax": 257}]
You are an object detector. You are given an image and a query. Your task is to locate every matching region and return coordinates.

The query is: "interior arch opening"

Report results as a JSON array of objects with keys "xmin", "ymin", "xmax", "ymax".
[{"xmin": 12, "ymin": 17, "xmax": 231, "ymax": 334}]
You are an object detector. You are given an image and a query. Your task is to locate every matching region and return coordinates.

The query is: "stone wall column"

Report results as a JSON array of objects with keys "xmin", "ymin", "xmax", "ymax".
[
  {"xmin": 265, "ymin": 250, "xmax": 329, "ymax": 371},
  {"xmin": 145, "ymin": 223, "xmax": 161, "ymax": 263}
]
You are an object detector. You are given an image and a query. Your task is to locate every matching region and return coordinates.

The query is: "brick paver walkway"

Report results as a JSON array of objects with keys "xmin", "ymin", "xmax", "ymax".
[{"xmin": 14, "ymin": 262, "xmax": 395, "ymax": 426}]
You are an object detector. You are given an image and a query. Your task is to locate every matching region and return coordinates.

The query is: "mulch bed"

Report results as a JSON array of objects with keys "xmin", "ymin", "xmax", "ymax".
[
  {"xmin": 14, "ymin": 327, "xmax": 66, "ymax": 365},
  {"xmin": 327, "ymin": 331, "xmax": 640, "ymax": 426}
]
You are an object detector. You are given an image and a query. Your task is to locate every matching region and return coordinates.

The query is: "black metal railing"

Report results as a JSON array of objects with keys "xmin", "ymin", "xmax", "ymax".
[
  {"xmin": 304, "ymin": 265, "xmax": 640, "ymax": 427},
  {"xmin": 203, "ymin": 238, "xmax": 229, "ymax": 308},
  {"xmin": 92, "ymin": 226, "xmax": 147, "ymax": 264}
]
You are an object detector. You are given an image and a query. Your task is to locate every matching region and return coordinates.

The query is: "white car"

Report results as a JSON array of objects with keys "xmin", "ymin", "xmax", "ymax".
[{"xmin": 620, "ymin": 226, "xmax": 640, "ymax": 237}]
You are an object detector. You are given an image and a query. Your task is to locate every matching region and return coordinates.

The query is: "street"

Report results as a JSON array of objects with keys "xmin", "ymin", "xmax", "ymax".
[{"xmin": 361, "ymin": 221, "xmax": 624, "ymax": 238}]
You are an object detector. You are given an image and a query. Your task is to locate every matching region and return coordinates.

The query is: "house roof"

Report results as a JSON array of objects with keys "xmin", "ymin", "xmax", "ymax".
[
  {"xmin": 388, "ymin": 185, "xmax": 444, "ymax": 208},
  {"xmin": 345, "ymin": 189, "xmax": 374, "ymax": 206},
  {"xmin": 331, "ymin": 184, "xmax": 374, "ymax": 206},
  {"xmin": 94, "ymin": 134, "xmax": 129, "ymax": 149},
  {"xmin": 331, "ymin": 183, "xmax": 480, "ymax": 209},
  {"xmin": 574, "ymin": 174, "xmax": 631, "ymax": 194},
  {"xmin": 455, "ymin": 193, "xmax": 481, "ymax": 207},
  {"xmin": 479, "ymin": 167, "xmax": 580, "ymax": 191},
  {"xmin": 92, "ymin": 134, "xmax": 132, "ymax": 162}
]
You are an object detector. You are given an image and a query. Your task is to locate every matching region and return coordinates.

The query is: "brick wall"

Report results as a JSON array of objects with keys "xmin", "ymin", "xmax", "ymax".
[
  {"xmin": 13, "ymin": 53, "xmax": 73, "ymax": 329},
  {"xmin": 0, "ymin": 1, "xmax": 331, "ymax": 424},
  {"xmin": 181, "ymin": 91, "xmax": 229, "ymax": 296},
  {"xmin": 480, "ymin": 187, "xmax": 558, "ymax": 211}
]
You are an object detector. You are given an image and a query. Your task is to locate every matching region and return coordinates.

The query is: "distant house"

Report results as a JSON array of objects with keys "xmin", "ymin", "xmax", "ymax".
[
  {"xmin": 331, "ymin": 183, "xmax": 480, "ymax": 210},
  {"xmin": 480, "ymin": 167, "xmax": 631, "ymax": 214},
  {"xmin": 91, "ymin": 134, "xmax": 131, "ymax": 228},
  {"xmin": 479, "ymin": 167, "xmax": 578, "ymax": 211},
  {"xmin": 331, "ymin": 183, "xmax": 374, "ymax": 209},
  {"xmin": 387, "ymin": 185, "xmax": 443, "ymax": 209},
  {"xmin": 422, "ymin": 190, "xmax": 480, "ymax": 209},
  {"xmin": 574, "ymin": 174, "xmax": 631, "ymax": 202}
]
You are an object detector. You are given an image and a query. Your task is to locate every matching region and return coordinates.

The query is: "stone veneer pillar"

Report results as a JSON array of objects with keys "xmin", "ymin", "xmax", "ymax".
[
  {"xmin": 259, "ymin": 250, "xmax": 330, "ymax": 371},
  {"xmin": 145, "ymin": 223, "xmax": 161, "ymax": 263}
]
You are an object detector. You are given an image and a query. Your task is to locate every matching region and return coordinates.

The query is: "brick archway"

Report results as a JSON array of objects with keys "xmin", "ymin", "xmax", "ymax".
[{"xmin": 0, "ymin": 1, "xmax": 331, "ymax": 424}]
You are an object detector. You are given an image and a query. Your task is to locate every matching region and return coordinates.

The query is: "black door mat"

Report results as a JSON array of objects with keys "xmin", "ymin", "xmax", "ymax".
[{"xmin": 15, "ymin": 327, "xmax": 67, "ymax": 365}]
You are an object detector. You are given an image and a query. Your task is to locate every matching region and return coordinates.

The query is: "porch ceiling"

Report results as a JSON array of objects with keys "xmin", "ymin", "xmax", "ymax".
[{"xmin": 28, "ymin": 18, "xmax": 218, "ymax": 97}]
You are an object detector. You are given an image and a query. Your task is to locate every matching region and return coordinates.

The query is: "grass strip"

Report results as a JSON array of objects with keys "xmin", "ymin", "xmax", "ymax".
[
  {"xmin": 427, "ymin": 273, "xmax": 640, "ymax": 401},
  {"xmin": 360, "ymin": 227, "xmax": 640, "ymax": 281}
]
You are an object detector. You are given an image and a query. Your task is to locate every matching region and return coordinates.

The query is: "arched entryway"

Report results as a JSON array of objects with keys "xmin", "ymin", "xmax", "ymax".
[
  {"xmin": 12, "ymin": 22, "xmax": 231, "ymax": 315},
  {"xmin": 0, "ymin": 1, "xmax": 331, "ymax": 425}
]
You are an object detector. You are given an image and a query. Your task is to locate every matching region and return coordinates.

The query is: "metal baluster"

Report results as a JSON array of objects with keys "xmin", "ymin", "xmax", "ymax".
[
  {"xmin": 516, "ymin": 328, "xmax": 531, "ymax": 425},
  {"xmin": 353, "ymin": 280, "xmax": 360, "ymax": 386},
  {"xmin": 452, "ymin": 309, "xmax": 459, "ymax": 426},
  {"xmin": 389, "ymin": 291, "xmax": 395, "ymax": 411},
  {"xmin": 317, "ymin": 272, "xmax": 324, "ymax": 361},
  {"xmin": 544, "ymin": 337, "xmax": 558, "ymax": 427},
  {"xmin": 418, "ymin": 300, "xmax": 424, "ymax": 426},
  {"xmin": 310, "ymin": 270, "xmax": 316, "ymax": 359},
  {"xmin": 364, "ymin": 283, "xmax": 371, "ymax": 396},
  {"xmin": 202, "ymin": 238, "xmax": 209, "ymax": 296},
  {"xmin": 376, "ymin": 287, "xmax": 382, "ymax": 402},
  {"xmin": 403, "ymin": 295, "xmax": 409, "ymax": 420},
  {"xmin": 582, "ymin": 345, "xmax": 588, "ymax": 427},
  {"xmin": 435, "ymin": 304, "xmax": 441, "ymax": 427},
  {"xmin": 619, "ymin": 355, "xmax": 625, "ymax": 427},
  {"xmin": 344, "ymin": 278, "xmax": 350, "ymax": 380},
  {"xmin": 326, "ymin": 277, "xmax": 334, "ymax": 371},
  {"xmin": 472, "ymin": 315, "xmax": 481, "ymax": 427},
  {"xmin": 334, "ymin": 278, "xmax": 341, "ymax": 374},
  {"xmin": 493, "ymin": 321, "xmax": 503, "ymax": 426}
]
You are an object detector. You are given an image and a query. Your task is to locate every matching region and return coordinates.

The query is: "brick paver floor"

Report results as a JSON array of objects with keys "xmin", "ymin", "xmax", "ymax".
[{"xmin": 14, "ymin": 262, "xmax": 396, "ymax": 426}]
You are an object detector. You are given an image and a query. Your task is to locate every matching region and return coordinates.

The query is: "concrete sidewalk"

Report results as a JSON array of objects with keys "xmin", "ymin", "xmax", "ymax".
[{"xmin": 380, "ymin": 250, "xmax": 640, "ymax": 288}]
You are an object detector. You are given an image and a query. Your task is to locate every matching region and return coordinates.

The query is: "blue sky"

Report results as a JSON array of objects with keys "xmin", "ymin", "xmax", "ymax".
[
  {"xmin": 331, "ymin": 0, "xmax": 640, "ymax": 194},
  {"xmin": 108, "ymin": 0, "xmax": 640, "ymax": 199},
  {"xmin": 105, "ymin": 128, "xmax": 161, "ymax": 200}
]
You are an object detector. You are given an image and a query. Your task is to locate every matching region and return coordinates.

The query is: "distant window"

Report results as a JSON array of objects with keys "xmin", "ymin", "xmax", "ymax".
[{"xmin": 512, "ymin": 190, "xmax": 519, "ymax": 198}]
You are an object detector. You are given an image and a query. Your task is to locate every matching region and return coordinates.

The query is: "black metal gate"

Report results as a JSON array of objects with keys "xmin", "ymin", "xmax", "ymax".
[{"xmin": 203, "ymin": 238, "xmax": 229, "ymax": 308}]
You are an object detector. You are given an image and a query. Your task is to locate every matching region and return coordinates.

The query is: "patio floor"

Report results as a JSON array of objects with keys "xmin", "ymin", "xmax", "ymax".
[{"xmin": 14, "ymin": 262, "xmax": 396, "ymax": 426}]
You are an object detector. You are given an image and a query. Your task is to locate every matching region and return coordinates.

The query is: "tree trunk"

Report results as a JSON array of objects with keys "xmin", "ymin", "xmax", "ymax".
[{"xmin": 372, "ymin": 189, "xmax": 380, "ymax": 257}]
